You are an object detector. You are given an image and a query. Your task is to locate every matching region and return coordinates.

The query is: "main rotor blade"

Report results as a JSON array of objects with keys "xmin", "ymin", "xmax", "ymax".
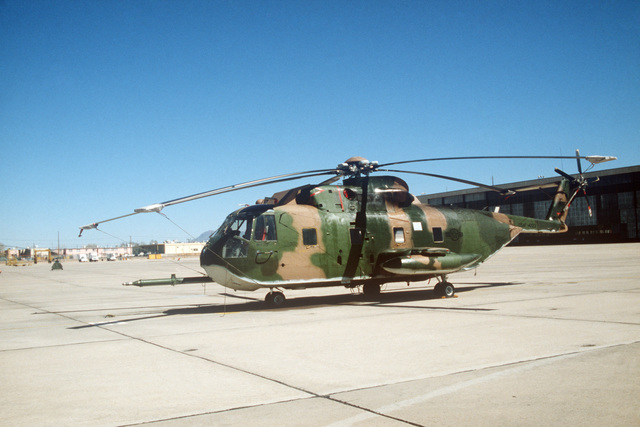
[
  {"xmin": 378, "ymin": 169, "xmax": 515, "ymax": 195},
  {"xmin": 80, "ymin": 169, "xmax": 339, "ymax": 233},
  {"xmin": 160, "ymin": 169, "xmax": 339, "ymax": 207},
  {"xmin": 378, "ymin": 155, "xmax": 613, "ymax": 168},
  {"xmin": 511, "ymin": 182, "xmax": 559, "ymax": 193},
  {"xmin": 317, "ymin": 175, "xmax": 342, "ymax": 186},
  {"xmin": 79, "ymin": 212, "xmax": 140, "ymax": 232}
]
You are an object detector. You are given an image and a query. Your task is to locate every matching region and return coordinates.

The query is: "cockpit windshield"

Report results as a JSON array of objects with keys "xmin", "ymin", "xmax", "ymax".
[
  {"xmin": 221, "ymin": 215, "xmax": 253, "ymax": 258},
  {"xmin": 209, "ymin": 205, "xmax": 276, "ymax": 258}
]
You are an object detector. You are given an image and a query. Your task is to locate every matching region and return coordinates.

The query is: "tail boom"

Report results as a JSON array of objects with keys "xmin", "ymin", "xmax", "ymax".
[{"xmin": 494, "ymin": 179, "xmax": 572, "ymax": 234}]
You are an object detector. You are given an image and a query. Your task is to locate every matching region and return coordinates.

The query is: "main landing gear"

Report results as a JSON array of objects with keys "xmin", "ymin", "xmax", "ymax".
[
  {"xmin": 434, "ymin": 278, "xmax": 455, "ymax": 298},
  {"xmin": 362, "ymin": 282, "xmax": 381, "ymax": 297},
  {"xmin": 265, "ymin": 290, "xmax": 286, "ymax": 307}
]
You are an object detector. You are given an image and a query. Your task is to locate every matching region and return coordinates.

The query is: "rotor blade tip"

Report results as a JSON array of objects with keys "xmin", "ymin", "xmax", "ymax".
[{"xmin": 585, "ymin": 155, "xmax": 617, "ymax": 164}]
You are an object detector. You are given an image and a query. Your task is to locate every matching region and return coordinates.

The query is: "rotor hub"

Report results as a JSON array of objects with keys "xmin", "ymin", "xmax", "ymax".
[{"xmin": 337, "ymin": 157, "xmax": 379, "ymax": 177}]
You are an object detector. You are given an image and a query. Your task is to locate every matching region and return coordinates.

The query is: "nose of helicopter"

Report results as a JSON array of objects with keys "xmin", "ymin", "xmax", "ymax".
[{"xmin": 199, "ymin": 243, "xmax": 219, "ymax": 268}]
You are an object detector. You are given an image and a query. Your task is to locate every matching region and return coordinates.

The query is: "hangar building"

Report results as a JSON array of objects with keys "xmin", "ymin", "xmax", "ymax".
[{"xmin": 417, "ymin": 165, "xmax": 640, "ymax": 245}]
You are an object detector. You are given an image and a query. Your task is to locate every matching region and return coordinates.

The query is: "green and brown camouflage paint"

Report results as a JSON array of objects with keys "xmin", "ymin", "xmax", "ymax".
[{"xmin": 200, "ymin": 176, "xmax": 570, "ymax": 292}]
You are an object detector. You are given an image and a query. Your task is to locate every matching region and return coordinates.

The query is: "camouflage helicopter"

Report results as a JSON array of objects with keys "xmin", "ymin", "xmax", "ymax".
[{"xmin": 80, "ymin": 151, "xmax": 615, "ymax": 306}]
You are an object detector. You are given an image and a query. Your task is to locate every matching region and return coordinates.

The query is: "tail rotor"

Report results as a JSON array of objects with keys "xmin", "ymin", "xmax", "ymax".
[{"xmin": 554, "ymin": 149, "xmax": 600, "ymax": 218}]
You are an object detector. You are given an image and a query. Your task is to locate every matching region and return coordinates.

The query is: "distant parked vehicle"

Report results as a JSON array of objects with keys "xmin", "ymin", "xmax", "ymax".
[
  {"xmin": 79, "ymin": 255, "xmax": 88, "ymax": 262},
  {"xmin": 107, "ymin": 254, "xmax": 117, "ymax": 261},
  {"xmin": 89, "ymin": 253, "xmax": 99, "ymax": 262}
]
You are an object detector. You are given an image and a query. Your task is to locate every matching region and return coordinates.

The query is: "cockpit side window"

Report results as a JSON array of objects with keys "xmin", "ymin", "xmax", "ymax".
[{"xmin": 254, "ymin": 215, "xmax": 277, "ymax": 241}]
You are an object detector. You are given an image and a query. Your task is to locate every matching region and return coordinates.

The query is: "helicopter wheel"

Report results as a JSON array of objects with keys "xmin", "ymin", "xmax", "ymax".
[
  {"xmin": 434, "ymin": 281, "xmax": 455, "ymax": 298},
  {"xmin": 362, "ymin": 283, "xmax": 381, "ymax": 298},
  {"xmin": 265, "ymin": 291, "xmax": 286, "ymax": 307}
]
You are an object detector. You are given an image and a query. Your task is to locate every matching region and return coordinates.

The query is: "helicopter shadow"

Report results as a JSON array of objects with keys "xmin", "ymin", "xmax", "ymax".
[
  {"xmin": 163, "ymin": 281, "xmax": 520, "ymax": 316},
  {"xmin": 68, "ymin": 281, "xmax": 521, "ymax": 329}
]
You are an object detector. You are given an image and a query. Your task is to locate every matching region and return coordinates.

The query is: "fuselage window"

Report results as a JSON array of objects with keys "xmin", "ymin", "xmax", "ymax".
[
  {"xmin": 432, "ymin": 227, "xmax": 444, "ymax": 243},
  {"xmin": 302, "ymin": 228, "xmax": 317, "ymax": 246},
  {"xmin": 394, "ymin": 227, "xmax": 405, "ymax": 244},
  {"xmin": 254, "ymin": 215, "xmax": 277, "ymax": 241}
]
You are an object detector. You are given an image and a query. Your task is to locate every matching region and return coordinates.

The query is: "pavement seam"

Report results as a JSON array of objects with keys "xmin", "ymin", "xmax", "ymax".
[
  {"xmin": 328, "ymin": 340, "xmax": 640, "ymax": 397},
  {"xmin": 105, "ymin": 325, "xmax": 422, "ymax": 427},
  {"xmin": 324, "ymin": 341, "xmax": 640, "ymax": 426},
  {"xmin": 96, "ymin": 325, "xmax": 422, "ymax": 426}
]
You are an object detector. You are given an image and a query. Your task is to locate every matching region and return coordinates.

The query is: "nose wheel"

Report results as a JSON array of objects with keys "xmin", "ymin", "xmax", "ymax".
[
  {"xmin": 434, "ymin": 281, "xmax": 455, "ymax": 298},
  {"xmin": 265, "ymin": 291, "xmax": 286, "ymax": 307}
]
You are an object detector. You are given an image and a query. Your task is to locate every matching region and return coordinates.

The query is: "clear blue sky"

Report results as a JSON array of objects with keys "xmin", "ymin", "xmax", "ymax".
[{"xmin": 1, "ymin": 0, "xmax": 638, "ymax": 249}]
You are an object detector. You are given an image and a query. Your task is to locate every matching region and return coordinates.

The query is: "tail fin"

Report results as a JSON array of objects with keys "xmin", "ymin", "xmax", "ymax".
[{"xmin": 546, "ymin": 178, "xmax": 571, "ymax": 227}]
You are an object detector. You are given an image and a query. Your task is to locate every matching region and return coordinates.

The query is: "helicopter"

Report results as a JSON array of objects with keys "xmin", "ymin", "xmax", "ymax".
[{"xmin": 80, "ymin": 151, "xmax": 616, "ymax": 306}]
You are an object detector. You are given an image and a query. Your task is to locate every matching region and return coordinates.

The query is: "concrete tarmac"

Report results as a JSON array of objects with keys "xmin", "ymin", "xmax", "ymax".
[{"xmin": 1, "ymin": 243, "xmax": 639, "ymax": 426}]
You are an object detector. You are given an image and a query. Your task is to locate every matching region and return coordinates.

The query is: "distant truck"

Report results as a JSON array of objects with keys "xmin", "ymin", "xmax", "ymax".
[
  {"xmin": 89, "ymin": 253, "xmax": 99, "ymax": 262},
  {"xmin": 79, "ymin": 254, "xmax": 88, "ymax": 262}
]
